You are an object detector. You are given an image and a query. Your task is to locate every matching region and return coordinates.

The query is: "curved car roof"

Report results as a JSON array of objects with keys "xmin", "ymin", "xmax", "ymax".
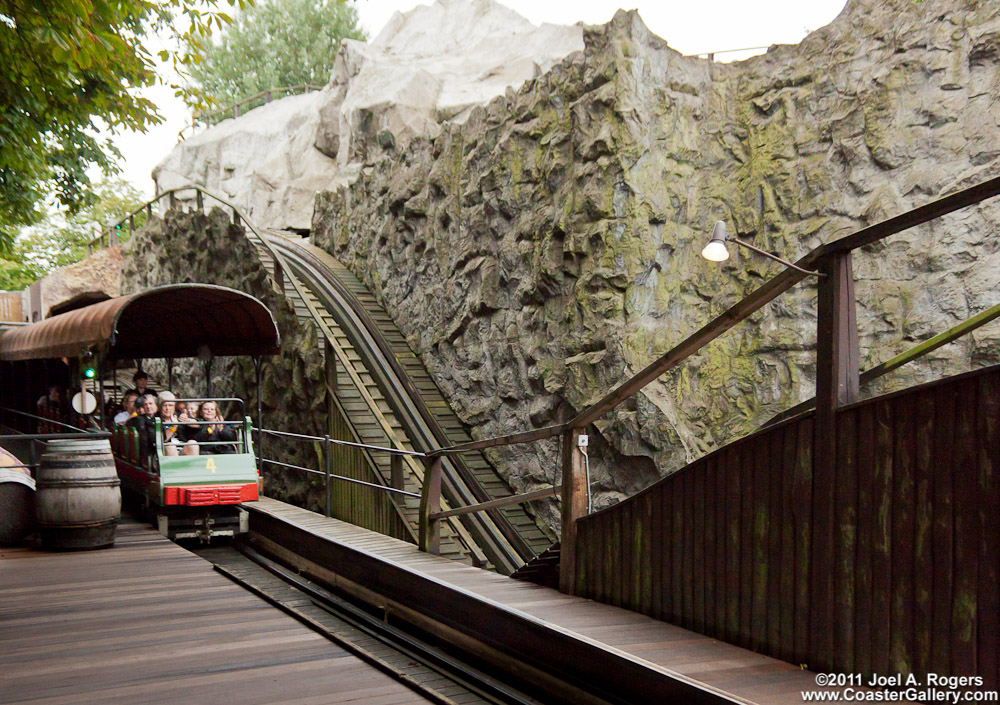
[{"xmin": 0, "ymin": 284, "xmax": 280, "ymax": 361}]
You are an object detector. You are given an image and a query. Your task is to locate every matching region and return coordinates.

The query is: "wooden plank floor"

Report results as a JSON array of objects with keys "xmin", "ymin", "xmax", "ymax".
[
  {"xmin": 251, "ymin": 497, "xmax": 852, "ymax": 705},
  {"xmin": 0, "ymin": 519, "xmax": 431, "ymax": 705}
]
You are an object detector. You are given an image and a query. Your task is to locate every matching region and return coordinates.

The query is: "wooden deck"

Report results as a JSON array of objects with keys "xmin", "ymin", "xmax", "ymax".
[
  {"xmin": 249, "ymin": 497, "xmax": 861, "ymax": 705},
  {"xmin": 0, "ymin": 520, "xmax": 430, "ymax": 705}
]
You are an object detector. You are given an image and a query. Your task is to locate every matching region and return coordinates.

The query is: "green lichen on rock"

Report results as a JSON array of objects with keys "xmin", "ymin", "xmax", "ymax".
[{"xmin": 308, "ymin": 0, "xmax": 1000, "ymax": 527}]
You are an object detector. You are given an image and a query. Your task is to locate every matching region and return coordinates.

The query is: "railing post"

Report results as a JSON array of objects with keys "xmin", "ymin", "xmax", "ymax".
[
  {"xmin": 324, "ymin": 434, "xmax": 332, "ymax": 517},
  {"xmin": 274, "ymin": 259, "xmax": 284, "ymax": 291},
  {"xmin": 196, "ymin": 189, "xmax": 203, "ymax": 212},
  {"xmin": 129, "ymin": 214, "xmax": 135, "ymax": 233},
  {"xmin": 419, "ymin": 455, "xmax": 442, "ymax": 554},
  {"xmin": 146, "ymin": 203, "xmax": 153, "ymax": 219},
  {"xmin": 559, "ymin": 427, "xmax": 588, "ymax": 594},
  {"xmin": 233, "ymin": 104, "xmax": 241, "ymax": 119},
  {"xmin": 233, "ymin": 209, "xmax": 240, "ymax": 227},
  {"xmin": 169, "ymin": 191, "xmax": 177, "ymax": 211},
  {"xmin": 810, "ymin": 251, "xmax": 859, "ymax": 671},
  {"xmin": 391, "ymin": 452, "xmax": 403, "ymax": 491}
]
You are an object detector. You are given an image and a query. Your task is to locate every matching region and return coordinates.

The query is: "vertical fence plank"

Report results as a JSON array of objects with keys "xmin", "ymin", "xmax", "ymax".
[
  {"xmin": 913, "ymin": 392, "xmax": 936, "ymax": 680},
  {"xmin": 871, "ymin": 399, "xmax": 894, "ymax": 676},
  {"xmin": 672, "ymin": 473, "xmax": 685, "ymax": 625},
  {"xmin": 767, "ymin": 427, "xmax": 784, "ymax": 655},
  {"xmin": 854, "ymin": 404, "xmax": 876, "ymax": 677},
  {"xmin": 661, "ymin": 480, "xmax": 674, "ymax": 623},
  {"xmin": 834, "ymin": 407, "xmax": 858, "ymax": 672},
  {"xmin": 890, "ymin": 394, "xmax": 916, "ymax": 676},
  {"xmin": 740, "ymin": 445, "xmax": 754, "ymax": 648},
  {"xmin": 611, "ymin": 497, "xmax": 623, "ymax": 608},
  {"xmin": 683, "ymin": 468, "xmax": 695, "ymax": 629},
  {"xmin": 951, "ymin": 380, "xmax": 979, "ymax": 675},
  {"xmin": 931, "ymin": 386, "xmax": 956, "ymax": 676},
  {"xmin": 693, "ymin": 459, "xmax": 706, "ymax": 634},
  {"xmin": 794, "ymin": 416, "xmax": 813, "ymax": 664},
  {"xmin": 780, "ymin": 421, "xmax": 798, "ymax": 661},
  {"xmin": 639, "ymin": 492, "xmax": 653, "ymax": 616},
  {"xmin": 592, "ymin": 510, "xmax": 606, "ymax": 604},
  {"xmin": 713, "ymin": 453, "xmax": 727, "ymax": 640},
  {"xmin": 726, "ymin": 444, "xmax": 742, "ymax": 645},
  {"xmin": 652, "ymin": 485, "xmax": 665, "ymax": 621},
  {"xmin": 752, "ymin": 436, "xmax": 770, "ymax": 652},
  {"xmin": 621, "ymin": 498, "xmax": 633, "ymax": 610},
  {"xmin": 977, "ymin": 373, "xmax": 1000, "ymax": 689}
]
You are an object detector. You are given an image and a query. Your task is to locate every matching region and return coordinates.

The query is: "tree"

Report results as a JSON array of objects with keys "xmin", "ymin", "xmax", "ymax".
[
  {"xmin": 0, "ymin": 177, "xmax": 147, "ymax": 291},
  {"xmin": 0, "ymin": 0, "xmax": 246, "ymax": 252},
  {"xmin": 188, "ymin": 0, "xmax": 365, "ymax": 112}
]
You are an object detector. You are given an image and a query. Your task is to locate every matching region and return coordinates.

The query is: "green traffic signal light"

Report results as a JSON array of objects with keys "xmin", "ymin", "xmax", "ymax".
[{"xmin": 83, "ymin": 366, "xmax": 96, "ymax": 379}]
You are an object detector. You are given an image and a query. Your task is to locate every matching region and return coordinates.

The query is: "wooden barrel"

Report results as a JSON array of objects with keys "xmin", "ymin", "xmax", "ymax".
[{"xmin": 36, "ymin": 439, "xmax": 121, "ymax": 550}]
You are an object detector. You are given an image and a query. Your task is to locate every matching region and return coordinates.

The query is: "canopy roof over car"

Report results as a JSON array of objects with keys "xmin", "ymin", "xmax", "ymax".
[{"xmin": 0, "ymin": 284, "xmax": 280, "ymax": 361}]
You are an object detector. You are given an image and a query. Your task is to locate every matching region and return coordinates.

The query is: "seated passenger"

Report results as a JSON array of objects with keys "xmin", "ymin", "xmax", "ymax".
[
  {"xmin": 176, "ymin": 401, "xmax": 237, "ymax": 455},
  {"xmin": 126, "ymin": 371, "xmax": 157, "ymax": 399},
  {"xmin": 157, "ymin": 391, "xmax": 183, "ymax": 456},
  {"xmin": 113, "ymin": 391, "xmax": 140, "ymax": 425},
  {"xmin": 125, "ymin": 393, "xmax": 158, "ymax": 462}
]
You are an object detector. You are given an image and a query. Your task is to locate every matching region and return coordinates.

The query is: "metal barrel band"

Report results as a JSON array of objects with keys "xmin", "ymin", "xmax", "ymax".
[{"xmin": 36, "ymin": 477, "xmax": 121, "ymax": 489}]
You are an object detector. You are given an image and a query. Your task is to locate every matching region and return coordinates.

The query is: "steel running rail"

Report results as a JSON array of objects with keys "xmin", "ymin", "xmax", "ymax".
[{"xmin": 268, "ymin": 237, "xmax": 535, "ymax": 574}]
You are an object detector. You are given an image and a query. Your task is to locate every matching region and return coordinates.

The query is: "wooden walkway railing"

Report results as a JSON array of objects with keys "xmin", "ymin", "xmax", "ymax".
[{"xmin": 574, "ymin": 364, "xmax": 1000, "ymax": 682}]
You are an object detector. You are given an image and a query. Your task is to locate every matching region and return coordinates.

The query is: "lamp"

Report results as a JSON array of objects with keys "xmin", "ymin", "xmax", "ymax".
[{"xmin": 701, "ymin": 221, "xmax": 824, "ymax": 277}]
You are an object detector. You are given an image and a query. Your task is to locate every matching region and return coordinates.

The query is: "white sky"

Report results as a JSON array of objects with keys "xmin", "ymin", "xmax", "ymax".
[{"xmin": 113, "ymin": 0, "xmax": 848, "ymax": 197}]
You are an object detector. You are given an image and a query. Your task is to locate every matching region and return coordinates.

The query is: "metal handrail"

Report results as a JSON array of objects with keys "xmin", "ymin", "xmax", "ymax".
[
  {"xmin": 0, "ymin": 406, "xmax": 110, "ymax": 435},
  {"xmin": 261, "ymin": 458, "xmax": 420, "ymax": 498},
  {"xmin": 260, "ymin": 427, "xmax": 425, "ymax": 456}
]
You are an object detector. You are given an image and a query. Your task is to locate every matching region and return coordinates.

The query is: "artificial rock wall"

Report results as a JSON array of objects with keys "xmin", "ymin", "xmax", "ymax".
[
  {"xmin": 121, "ymin": 209, "xmax": 329, "ymax": 508},
  {"xmin": 312, "ymin": 0, "xmax": 1000, "ymax": 507}
]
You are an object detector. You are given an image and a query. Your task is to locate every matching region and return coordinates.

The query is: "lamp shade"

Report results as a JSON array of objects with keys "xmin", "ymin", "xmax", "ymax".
[{"xmin": 701, "ymin": 221, "xmax": 730, "ymax": 262}]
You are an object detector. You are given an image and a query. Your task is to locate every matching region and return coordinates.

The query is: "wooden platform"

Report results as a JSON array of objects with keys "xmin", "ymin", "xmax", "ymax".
[
  {"xmin": 249, "ymin": 497, "xmax": 863, "ymax": 705},
  {"xmin": 0, "ymin": 520, "xmax": 430, "ymax": 705}
]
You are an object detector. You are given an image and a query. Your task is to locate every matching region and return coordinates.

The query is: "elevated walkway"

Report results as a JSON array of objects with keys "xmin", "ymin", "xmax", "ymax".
[{"xmin": 246, "ymin": 497, "xmax": 867, "ymax": 705}]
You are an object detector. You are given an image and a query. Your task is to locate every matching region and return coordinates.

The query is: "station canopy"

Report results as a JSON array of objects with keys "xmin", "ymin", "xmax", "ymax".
[{"xmin": 0, "ymin": 284, "xmax": 280, "ymax": 361}]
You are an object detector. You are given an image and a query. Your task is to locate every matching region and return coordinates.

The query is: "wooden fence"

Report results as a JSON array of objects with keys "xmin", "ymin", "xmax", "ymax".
[{"xmin": 574, "ymin": 364, "xmax": 1000, "ymax": 683}]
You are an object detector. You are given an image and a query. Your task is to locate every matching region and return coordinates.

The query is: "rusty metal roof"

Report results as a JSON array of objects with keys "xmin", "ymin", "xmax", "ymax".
[{"xmin": 0, "ymin": 284, "xmax": 280, "ymax": 361}]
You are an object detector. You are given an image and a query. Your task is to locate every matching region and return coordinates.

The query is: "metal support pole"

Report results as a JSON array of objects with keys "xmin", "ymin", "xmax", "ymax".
[
  {"xmin": 253, "ymin": 356, "xmax": 263, "ymax": 474},
  {"xmin": 204, "ymin": 359, "xmax": 212, "ymax": 397},
  {"xmin": 324, "ymin": 434, "xmax": 332, "ymax": 517},
  {"xmin": 167, "ymin": 357, "xmax": 174, "ymax": 391},
  {"xmin": 418, "ymin": 456, "xmax": 442, "ymax": 554},
  {"xmin": 97, "ymin": 353, "xmax": 106, "ymax": 429}
]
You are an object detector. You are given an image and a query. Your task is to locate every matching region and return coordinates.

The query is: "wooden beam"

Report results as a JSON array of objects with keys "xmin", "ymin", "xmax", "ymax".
[
  {"xmin": 432, "ymin": 486, "xmax": 560, "ymax": 520},
  {"xmin": 418, "ymin": 456, "xmax": 442, "ymax": 554},
  {"xmin": 560, "ymin": 428, "xmax": 588, "ymax": 594},
  {"xmin": 810, "ymin": 251, "xmax": 859, "ymax": 671},
  {"xmin": 817, "ymin": 175, "xmax": 1000, "ymax": 258}
]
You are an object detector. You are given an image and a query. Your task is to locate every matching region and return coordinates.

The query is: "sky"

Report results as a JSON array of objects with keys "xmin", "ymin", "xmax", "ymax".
[{"xmin": 114, "ymin": 0, "xmax": 849, "ymax": 197}]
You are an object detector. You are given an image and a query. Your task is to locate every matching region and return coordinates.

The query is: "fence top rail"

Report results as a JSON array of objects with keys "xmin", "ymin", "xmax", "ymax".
[{"xmin": 260, "ymin": 427, "xmax": 425, "ymax": 457}]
